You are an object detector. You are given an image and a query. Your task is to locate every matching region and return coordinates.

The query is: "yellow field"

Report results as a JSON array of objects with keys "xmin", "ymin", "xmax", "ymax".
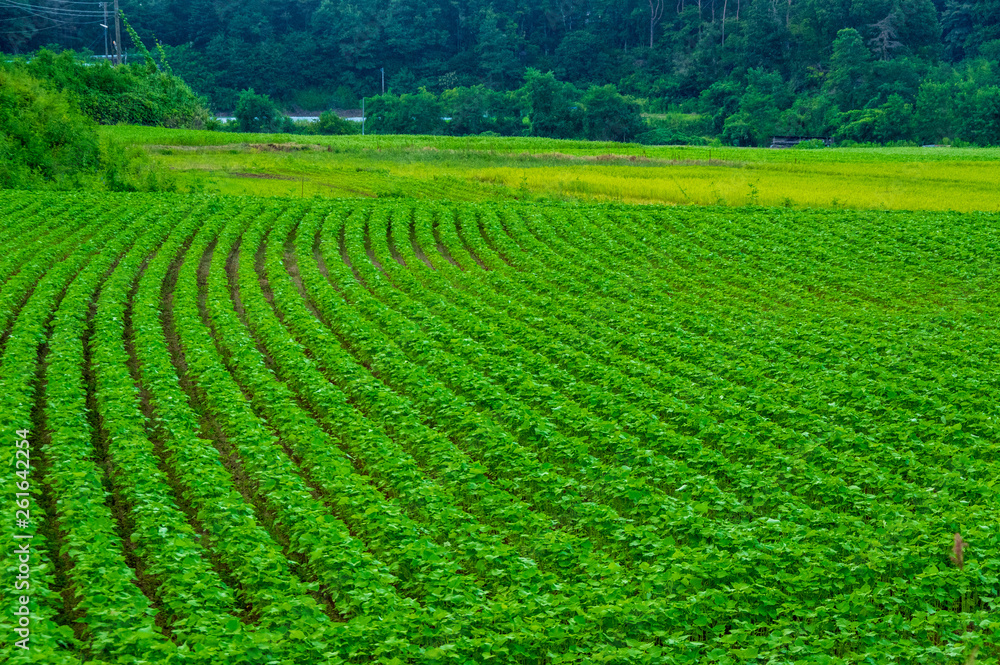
[{"xmin": 108, "ymin": 126, "xmax": 1000, "ymax": 212}]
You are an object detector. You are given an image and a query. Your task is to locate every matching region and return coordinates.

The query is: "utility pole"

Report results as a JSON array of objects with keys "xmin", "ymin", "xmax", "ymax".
[
  {"xmin": 102, "ymin": 3, "xmax": 108, "ymax": 60},
  {"xmin": 361, "ymin": 98, "xmax": 365, "ymax": 135},
  {"xmin": 381, "ymin": 68, "xmax": 384, "ymax": 95},
  {"xmin": 113, "ymin": 0, "xmax": 122, "ymax": 65}
]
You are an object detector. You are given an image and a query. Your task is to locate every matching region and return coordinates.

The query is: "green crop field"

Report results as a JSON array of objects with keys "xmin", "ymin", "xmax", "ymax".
[{"xmin": 2, "ymin": 187, "xmax": 998, "ymax": 664}]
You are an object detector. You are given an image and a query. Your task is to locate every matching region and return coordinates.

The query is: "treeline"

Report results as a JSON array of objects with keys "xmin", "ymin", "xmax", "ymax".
[
  {"xmin": 705, "ymin": 31, "xmax": 1000, "ymax": 145},
  {"xmin": 219, "ymin": 73, "xmax": 649, "ymax": 142},
  {"xmin": 365, "ymin": 70, "xmax": 649, "ymax": 142},
  {"xmin": 316, "ymin": 55, "xmax": 1000, "ymax": 146},
  {"xmin": 3, "ymin": 0, "xmax": 1000, "ymax": 144}
]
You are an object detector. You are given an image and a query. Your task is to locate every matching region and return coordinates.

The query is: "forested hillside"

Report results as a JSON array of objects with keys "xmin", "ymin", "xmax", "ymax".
[{"xmin": 3, "ymin": 0, "xmax": 1000, "ymax": 143}]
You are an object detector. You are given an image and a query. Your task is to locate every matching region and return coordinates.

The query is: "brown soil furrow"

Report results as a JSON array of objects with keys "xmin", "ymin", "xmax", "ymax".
[
  {"xmin": 386, "ymin": 217, "xmax": 408, "ymax": 268},
  {"xmin": 188, "ymin": 237, "xmax": 341, "ymax": 621},
  {"xmin": 476, "ymin": 215, "xmax": 514, "ymax": 268},
  {"xmin": 454, "ymin": 217, "xmax": 489, "ymax": 270},
  {"xmin": 408, "ymin": 216, "xmax": 435, "ymax": 269},
  {"xmin": 338, "ymin": 224, "xmax": 367, "ymax": 286},
  {"xmin": 123, "ymin": 252, "xmax": 255, "ymax": 622}
]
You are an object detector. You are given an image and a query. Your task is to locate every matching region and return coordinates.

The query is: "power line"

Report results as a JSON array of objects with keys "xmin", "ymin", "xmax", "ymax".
[
  {"xmin": 0, "ymin": 20, "xmax": 97, "ymax": 34},
  {"xmin": 0, "ymin": 1, "xmax": 105, "ymax": 17},
  {"xmin": 1, "ymin": 0, "xmax": 110, "ymax": 6},
  {"xmin": 0, "ymin": 0, "xmax": 119, "ymax": 53},
  {"xmin": 0, "ymin": 1, "xmax": 105, "ymax": 12},
  {"xmin": 0, "ymin": 10, "xmax": 104, "ymax": 22},
  {"xmin": 0, "ymin": 14, "xmax": 102, "ymax": 26}
]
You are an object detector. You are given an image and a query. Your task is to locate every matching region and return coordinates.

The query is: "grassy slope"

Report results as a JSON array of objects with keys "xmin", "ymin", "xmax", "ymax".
[{"xmin": 106, "ymin": 125, "xmax": 1000, "ymax": 211}]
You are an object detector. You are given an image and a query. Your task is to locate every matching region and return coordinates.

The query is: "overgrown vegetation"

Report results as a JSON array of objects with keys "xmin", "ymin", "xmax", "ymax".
[
  {"xmin": 0, "ymin": 67, "xmax": 99, "ymax": 189},
  {"xmin": 8, "ymin": 49, "xmax": 209, "ymax": 128},
  {"xmin": 0, "ymin": 66, "xmax": 175, "ymax": 191},
  {"xmin": 227, "ymin": 89, "xmax": 361, "ymax": 135}
]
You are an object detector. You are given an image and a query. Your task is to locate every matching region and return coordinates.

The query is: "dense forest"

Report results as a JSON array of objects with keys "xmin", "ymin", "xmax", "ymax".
[{"xmin": 3, "ymin": 0, "xmax": 1000, "ymax": 144}]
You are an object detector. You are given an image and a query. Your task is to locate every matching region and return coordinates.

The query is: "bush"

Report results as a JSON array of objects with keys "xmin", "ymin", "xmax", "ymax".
[
  {"xmin": 635, "ymin": 128, "xmax": 707, "ymax": 145},
  {"xmin": 792, "ymin": 139, "xmax": 827, "ymax": 149},
  {"xmin": 17, "ymin": 49, "xmax": 209, "ymax": 128},
  {"xmin": 314, "ymin": 110, "xmax": 360, "ymax": 135},
  {"xmin": 365, "ymin": 89, "xmax": 446, "ymax": 135},
  {"xmin": 721, "ymin": 112, "xmax": 755, "ymax": 146},
  {"xmin": 235, "ymin": 89, "xmax": 284, "ymax": 133},
  {"xmin": 0, "ymin": 66, "xmax": 173, "ymax": 191},
  {"xmin": 520, "ymin": 69, "xmax": 582, "ymax": 139},
  {"xmin": 0, "ymin": 67, "xmax": 100, "ymax": 189},
  {"xmin": 580, "ymin": 84, "xmax": 645, "ymax": 142},
  {"xmin": 101, "ymin": 137, "xmax": 176, "ymax": 192}
]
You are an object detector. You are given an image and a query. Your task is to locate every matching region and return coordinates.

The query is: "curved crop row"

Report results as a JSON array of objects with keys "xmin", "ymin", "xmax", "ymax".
[{"xmin": 0, "ymin": 191, "xmax": 997, "ymax": 664}]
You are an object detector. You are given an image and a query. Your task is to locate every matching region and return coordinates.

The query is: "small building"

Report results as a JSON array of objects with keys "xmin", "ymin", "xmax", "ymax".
[{"xmin": 769, "ymin": 136, "xmax": 834, "ymax": 148}]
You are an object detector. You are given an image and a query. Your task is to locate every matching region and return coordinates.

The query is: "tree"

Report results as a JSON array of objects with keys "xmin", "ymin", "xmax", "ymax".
[
  {"xmin": 742, "ymin": 0, "xmax": 792, "ymax": 71},
  {"xmin": 382, "ymin": 0, "xmax": 449, "ymax": 73},
  {"xmin": 777, "ymin": 94, "xmax": 839, "ymax": 136},
  {"xmin": 699, "ymin": 79, "xmax": 742, "ymax": 133},
  {"xmin": 958, "ymin": 85, "xmax": 1000, "ymax": 145},
  {"xmin": 968, "ymin": 0, "xmax": 1000, "ymax": 58},
  {"xmin": 2, "ymin": 0, "xmax": 998, "ymax": 146},
  {"xmin": 365, "ymin": 89, "xmax": 446, "ymax": 134},
  {"xmin": 475, "ymin": 8, "xmax": 521, "ymax": 89},
  {"xmin": 724, "ymin": 68, "xmax": 789, "ymax": 145},
  {"xmin": 649, "ymin": 0, "xmax": 665, "ymax": 47},
  {"xmin": 897, "ymin": 0, "xmax": 942, "ymax": 58},
  {"xmin": 833, "ymin": 94, "xmax": 914, "ymax": 143},
  {"xmin": 868, "ymin": 12, "xmax": 903, "ymax": 61},
  {"xmin": 311, "ymin": 0, "xmax": 380, "ymax": 71},
  {"xmin": 315, "ymin": 110, "xmax": 360, "ymax": 134},
  {"xmin": 580, "ymin": 84, "xmax": 645, "ymax": 141},
  {"xmin": 441, "ymin": 84, "xmax": 520, "ymax": 135},
  {"xmin": 520, "ymin": 68, "xmax": 583, "ymax": 138},
  {"xmin": 555, "ymin": 30, "xmax": 612, "ymax": 85},
  {"xmin": 826, "ymin": 28, "xmax": 873, "ymax": 109},
  {"xmin": 941, "ymin": 1, "xmax": 975, "ymax": 61},
  {"xmin": 234, "ymin": 88, "xmax": 283, "ymax": 132},
  {"xmin": 914, "ymin": 78, "xmax": 956, "ymax": 142}
]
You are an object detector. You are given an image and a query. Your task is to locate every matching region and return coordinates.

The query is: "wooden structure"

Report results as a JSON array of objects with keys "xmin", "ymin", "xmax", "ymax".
[{"xmin": 770, "ymin": 136, "xmax": 834, "ymax": 148}]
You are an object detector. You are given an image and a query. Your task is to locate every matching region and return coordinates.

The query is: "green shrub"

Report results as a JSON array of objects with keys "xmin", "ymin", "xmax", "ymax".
[
  {"xmin": 580, "ymin": 84, "xmax": 645, "ymax": 142},
  {"xmin": 314, "ymin": 110, "xmax": 360, "ymax": 135},
  {"xmin": 234, "ymin": 89, "xmax": 284, "ymax": 133},
  {"xmin": 100, "ymin": 137, "xmax": 177, "ymax": 192},
  {"xmin": 0, "ymin": 67, "xmax": 100, "ymax": 189},
  {"xmin": 635, "ymin": 128, "xmax": 707, "ymax": 145},
  {"xmin": 0, "ymin": 66, "xmax": 174, "ymax": 191},
  {"xmin": 366, "ymin": 89, "xmax": 446, "ymax": 135},
  {"xmin": 16, "ymin": 49, "xmax": 209, "ymax": 128}
]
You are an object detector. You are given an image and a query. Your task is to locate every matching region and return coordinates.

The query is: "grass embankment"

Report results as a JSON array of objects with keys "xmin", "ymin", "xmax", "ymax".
[{"xmin": 106, "ymin": 125, "xmax": 1000, "ymax": 211}]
